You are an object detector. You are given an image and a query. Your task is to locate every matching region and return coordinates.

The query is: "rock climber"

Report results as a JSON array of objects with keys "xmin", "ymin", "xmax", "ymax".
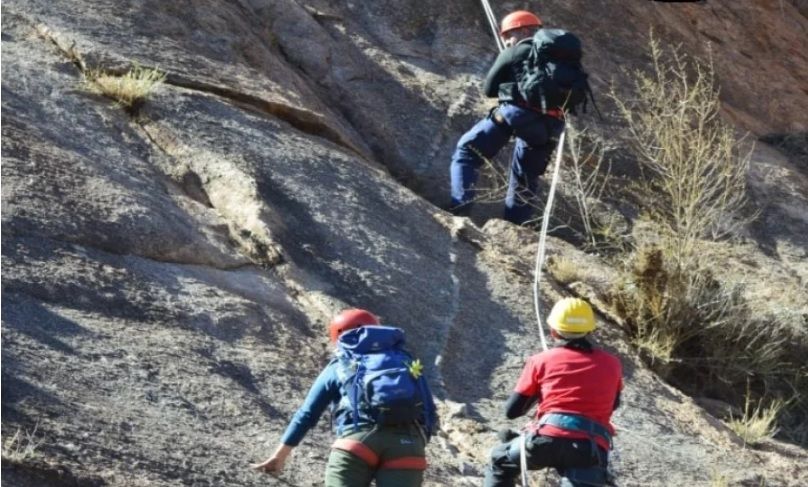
[
  {"xmin": 484, "ymin": 298, "xmax": 623, "ymax": 487},
  {"xmin": 252, "ymin": 309, "xmax": 439, "ymax": 487},
  {"xmin": 448, "ymin": 10, "xmax": 566, "ymax": 224}
]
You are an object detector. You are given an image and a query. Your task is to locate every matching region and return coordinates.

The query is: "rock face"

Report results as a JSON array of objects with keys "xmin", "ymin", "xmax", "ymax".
[{"xmin": 2, "ymin": 1, "xmax": 806, "ymax": 486}]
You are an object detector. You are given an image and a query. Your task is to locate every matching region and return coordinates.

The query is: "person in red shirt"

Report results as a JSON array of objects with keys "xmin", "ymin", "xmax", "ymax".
[{"xmin": 484, "ymin": 298, "xmax": 623, "ymax": 487}]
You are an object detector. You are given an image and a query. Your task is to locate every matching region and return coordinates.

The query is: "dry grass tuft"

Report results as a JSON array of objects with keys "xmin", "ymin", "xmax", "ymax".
[
  {"xmin": 2, "ymin": 424, "xmax": 42, "ymax": 462},
  {"xmin": 548, "ymin": 256, "xmax": 584, "ymax": 285},
  {"xmin": 609, "ymin": 246, "xmax": 797, "ymax": 398},
  {"xmin": 728, "ymin": 395, "xmax": 785, "ymax": 446},
  {"xmin": 87, "ymin": 64, "xmax": 166, "ymax": 109}
]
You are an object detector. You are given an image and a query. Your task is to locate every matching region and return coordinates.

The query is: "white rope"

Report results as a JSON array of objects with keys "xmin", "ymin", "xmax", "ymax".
[
  {"xmin": 518, "ymin": 125, "xmax": 567, "ymax": 487},
  {"xmin": 520, "ymin": 432, "xmax": 530, "ymax": 487},
  {"xmin": 533, "ymin": 125, "xmax": 567, "ymax": 353},
  {"xmin": 477, "ymin": 2, "xmax": 568, "ymax": 486},
  {"xmin": 480, "ymin": 0, "xmax": 505, "ymax": 52}
]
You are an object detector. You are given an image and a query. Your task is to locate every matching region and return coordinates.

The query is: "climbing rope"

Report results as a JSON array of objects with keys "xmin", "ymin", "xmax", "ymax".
[
  {"xmin": 522, "ymin": 124, "xmax": 567, "ymax": 487},
  {"xmin": 533, "ymin": 126, "xmax": 566, "ymax": 353},
  {"xmin": 478, "ymin": 2, "xmax": 568, "ymax": 486},
  {"xmin": 480, "ymin": 0, "xmax": 505, "ymax": 52}
]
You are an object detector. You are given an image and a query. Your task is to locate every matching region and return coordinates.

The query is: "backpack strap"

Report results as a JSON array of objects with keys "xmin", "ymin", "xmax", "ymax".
[
  {"xmin": 415, "ymin": 375, "xmax": 434, "ymax": 437},
  {"xmin": 349, "ymin": 354, "xmax": 366, "ymax": 432},
  {"xmin": 586, "ymin": 81, "xmax": 604, "ymax": 120}
]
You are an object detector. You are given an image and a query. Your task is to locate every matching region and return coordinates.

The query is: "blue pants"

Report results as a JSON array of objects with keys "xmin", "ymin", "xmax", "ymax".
[{"xmin": 449, "ymin": 103, "xmax": 564, "ymax": 224}]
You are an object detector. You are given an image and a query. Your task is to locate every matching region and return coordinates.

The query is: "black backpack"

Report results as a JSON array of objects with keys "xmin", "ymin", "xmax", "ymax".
[{"xmin": 518, "ymin": 29, "xmax": 594, "ymax": 115}]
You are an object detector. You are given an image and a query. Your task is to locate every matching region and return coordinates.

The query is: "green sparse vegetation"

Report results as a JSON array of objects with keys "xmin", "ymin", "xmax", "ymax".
[{"xmin": 87, "ymin": 64, "xmax": 166, "ymax": 109}]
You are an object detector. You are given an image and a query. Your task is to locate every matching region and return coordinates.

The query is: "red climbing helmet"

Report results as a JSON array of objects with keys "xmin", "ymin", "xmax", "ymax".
[
  {"xmin": 500, "ymin": 10, "xmax": 543, "ymax": 35},
  {"xmin": 328, "ymin": 308, "xmax": 380, "ymax": 342}
]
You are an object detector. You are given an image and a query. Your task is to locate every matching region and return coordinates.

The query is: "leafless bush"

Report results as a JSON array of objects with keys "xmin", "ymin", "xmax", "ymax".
[
  {"xmin": 563, "ymin": 126, "xmax": 631, "ymax": 252},
  {"xmin": 611, "ymin": 35, "xmax": 755, "ymax": 267}
]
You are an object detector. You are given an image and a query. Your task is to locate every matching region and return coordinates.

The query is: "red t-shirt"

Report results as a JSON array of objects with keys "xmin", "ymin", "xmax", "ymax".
[{"xmin": 514, "ymin": 346, "xmax": 623, "ymax": 450}]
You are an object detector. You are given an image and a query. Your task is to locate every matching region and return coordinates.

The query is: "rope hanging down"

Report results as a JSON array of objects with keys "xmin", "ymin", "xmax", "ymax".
[
  {"xmin": 478, "ymin": 2, "xmax": 567, "ymax": 486},
  {"xmin": 480, "ymin": 0, "xmax": 505, "ymax": 52},
  {"xmin": 532, "ymin": 127, "xmax": 566, "ymax": 352}
]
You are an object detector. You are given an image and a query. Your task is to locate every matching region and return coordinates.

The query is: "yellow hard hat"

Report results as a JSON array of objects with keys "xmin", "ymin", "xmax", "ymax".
[{"xmin": 547, "ymin": 298, "xmax": 596, "ymax": 335}]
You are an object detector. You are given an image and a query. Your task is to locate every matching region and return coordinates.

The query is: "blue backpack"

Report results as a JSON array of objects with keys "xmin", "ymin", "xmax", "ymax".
[
  {"xmin": 518, "ymin": 29, "xmax": 595, "ymax": 115},
  {"xmin": 334, "ymin": 326, "xmax": 436, "ymax": 436}
]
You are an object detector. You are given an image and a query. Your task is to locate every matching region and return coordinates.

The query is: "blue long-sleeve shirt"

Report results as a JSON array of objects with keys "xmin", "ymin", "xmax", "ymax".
[{"xmin": 280, "ymin": 360, "xmax": 341, "ymax": 446}]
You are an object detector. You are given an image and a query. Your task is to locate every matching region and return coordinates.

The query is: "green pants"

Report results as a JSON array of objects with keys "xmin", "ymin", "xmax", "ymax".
[{"xmin": 324, "ymin": 425, "xmax": 426, "ymax": 487}]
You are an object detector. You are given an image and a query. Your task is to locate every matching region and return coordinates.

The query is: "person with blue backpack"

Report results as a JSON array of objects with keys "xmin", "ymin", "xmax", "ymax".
[
  {"xmin": 483, "ymin": 298, "xmax": 623, "ymax": 487},
  {"xmin": 252, "ymin": 309, "xmax": 439, "ymax": 487},
  {"xmin": 448, "ymin": 10, "xmax": 592, "ymax": 224}
]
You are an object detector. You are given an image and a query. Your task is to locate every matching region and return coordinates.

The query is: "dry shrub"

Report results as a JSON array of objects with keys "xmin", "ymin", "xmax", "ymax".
[
  {"xmin": 611, "ymin": 35, "xmax": 755, "ymax": 267},
  {"xmin": 610, "ymin": 246, "xmax": 806, "ymax": 444},
  {"xmin": 609, "ymin": 247, "xmax": 789, "ymax": 386},
  {"xmin": 87, "ymin": 64, "xmax": 166, "ymax": 110},
  {"xmin": 605, "ymin": 35, "xmax": 808, "ymax": 445}
]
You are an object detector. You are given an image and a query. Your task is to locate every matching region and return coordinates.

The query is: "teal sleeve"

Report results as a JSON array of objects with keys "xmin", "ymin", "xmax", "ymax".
[{"xmin": 280, "ymin": 362, "xmax": 341, "ymax": 446}]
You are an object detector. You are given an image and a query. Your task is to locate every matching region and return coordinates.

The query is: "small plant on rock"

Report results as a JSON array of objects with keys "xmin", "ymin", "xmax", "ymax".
[
  {"xmin": 1, "ymin": 424, "xmax": 42, "ymax": 462},
  {"xmin": 87, "ymin": 64, "xmax": 166, "ymax": 110},
  {"xmin": 728, "ymin": 394, "xmax": 785, "ymax": 447},
  {"xmin": 548, "ymin": 256, "xmax": 583, "ymax": 285}
]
